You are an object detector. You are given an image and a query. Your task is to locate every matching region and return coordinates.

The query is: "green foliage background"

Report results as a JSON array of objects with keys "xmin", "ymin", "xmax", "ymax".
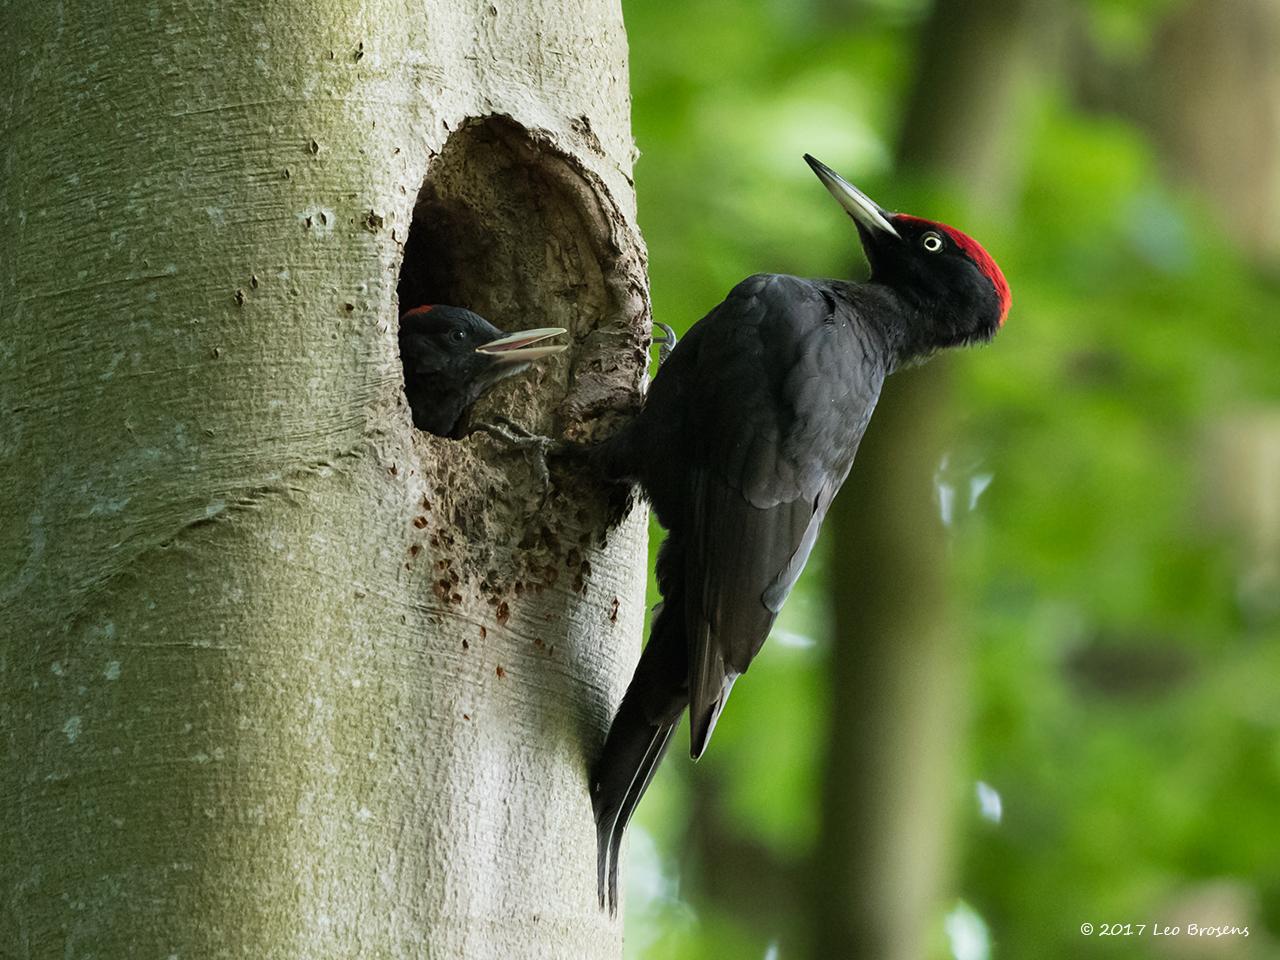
[{"xmin": 620, "ymin": 1, "xmax": 1280, "ymax": 957}]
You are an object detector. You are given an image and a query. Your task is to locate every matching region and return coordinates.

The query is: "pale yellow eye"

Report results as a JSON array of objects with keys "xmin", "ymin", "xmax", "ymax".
[{"xmin": 922, "ymin": 232, "xmax": 943, "ymax": 253}]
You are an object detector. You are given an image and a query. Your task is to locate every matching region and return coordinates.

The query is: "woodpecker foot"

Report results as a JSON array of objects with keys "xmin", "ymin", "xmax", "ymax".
[
  {"xmin": 652, "ymin": 323, "xmax": 678, "ymax": 364},
  {"xmin": 471, "ymin": 416, "xmax": 562, "ymax": 497},
  {"xmin": 473, "ymin": 417, "xmax": 568, "ymax": 450}
]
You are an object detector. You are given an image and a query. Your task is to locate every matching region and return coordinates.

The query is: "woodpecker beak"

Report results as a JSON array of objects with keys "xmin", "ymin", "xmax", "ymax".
[
  {"xmin": 804, "ymin": 154, "xmax": 900, "ymax": 239},
  {"xmin": 475, "ymin": 327, "xmax": 568, "ymax": 365}
]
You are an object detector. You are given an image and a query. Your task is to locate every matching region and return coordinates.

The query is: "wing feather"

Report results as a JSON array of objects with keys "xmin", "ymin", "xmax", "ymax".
[{"xmin": 676, "ymin": 275, "xmax": 885, "ymax": 758}]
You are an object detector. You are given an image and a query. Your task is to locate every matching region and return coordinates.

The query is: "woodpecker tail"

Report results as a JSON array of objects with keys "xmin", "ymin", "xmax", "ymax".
[
  {"xmin": 591, "ymin": 537, "xmax": 689, "ymax": 914},
  {"xmin": 591, "ymin": 701, "xmax": 677, "ymax": 914}
]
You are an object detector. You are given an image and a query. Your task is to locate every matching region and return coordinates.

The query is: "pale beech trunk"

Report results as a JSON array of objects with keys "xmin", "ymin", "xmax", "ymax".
[{"xmin": 0, "ymin": 1, "xmax": 649, "ymax": 957}]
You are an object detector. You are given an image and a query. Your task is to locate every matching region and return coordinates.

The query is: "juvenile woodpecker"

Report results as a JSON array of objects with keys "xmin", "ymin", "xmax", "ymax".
[
  {"xmin": 398, "ymin": 304, "xmax": 567, "ymax": 437},
  {"xmin": 590, "ymin": 155, "xmax": 1010, "ymax": 912}
]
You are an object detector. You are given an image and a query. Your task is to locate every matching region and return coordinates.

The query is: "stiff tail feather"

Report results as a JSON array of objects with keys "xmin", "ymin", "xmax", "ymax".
[
  {"xmin": 591, "ymin": 712, "xmax": 676, "ymax": 914},
  {"xmin": 590, "ymin": 536, "xmax": 689, "ymax": 914}
]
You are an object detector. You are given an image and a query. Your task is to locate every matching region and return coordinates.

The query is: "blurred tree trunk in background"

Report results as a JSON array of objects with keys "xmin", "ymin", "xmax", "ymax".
[
  {"xmin": 1072, "ymin": 0, "xmax": 1280, "ymax": 617},
  {"xmin": 811, "ymin": 1, "xmax": 1040, "ymax": 957},
  {"xmin": 1079, "ymin": 0, "xmax": 1280, "ymax": 262},
  {"xmin": 0, "ymin": 1, "xmax": 648, "ymax": 957},
  {"xmin": 897, "ymin": 0, "xmax": 1041, "ymax": 219}
]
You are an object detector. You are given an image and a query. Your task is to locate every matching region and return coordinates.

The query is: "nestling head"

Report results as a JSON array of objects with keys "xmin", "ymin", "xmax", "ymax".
[{"xmin": 399, "ymin": 304, "xmax": 566, "ymax": 437}]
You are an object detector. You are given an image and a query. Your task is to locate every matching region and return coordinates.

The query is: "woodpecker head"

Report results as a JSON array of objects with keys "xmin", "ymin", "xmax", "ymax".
[
  {"xmin": 805, "ymin": 154, "xmax": 1010, "ymax": 349},
  {"xmin": 399, "ymin": 304, "xmax": 567, "ymax": 437}
]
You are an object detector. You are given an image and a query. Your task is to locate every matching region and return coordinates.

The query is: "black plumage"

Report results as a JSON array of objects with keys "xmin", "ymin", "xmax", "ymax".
[
  {"xmin": 590, "ymin": 155, "xmax": 1011, "ymax": 912},
  {"xmin": 398, "ymin": 304, "xmax": 566, "ymax": 437}
]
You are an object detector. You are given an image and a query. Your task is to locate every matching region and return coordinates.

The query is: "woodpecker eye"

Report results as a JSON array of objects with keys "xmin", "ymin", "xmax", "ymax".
[
  {"xmin": 921, "ymin": 232, "xmax": 944, "ymax": 253},
  {"xmin": 449, "ymin": 329, "xmax": 466, "ymax": 344}
]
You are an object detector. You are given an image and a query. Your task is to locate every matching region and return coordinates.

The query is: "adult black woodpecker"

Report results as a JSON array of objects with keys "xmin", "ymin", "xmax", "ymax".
[
  {"xmin": 398, "ymin": 304, "xmax": 567, "ymax": 437},
  {"xmin": 590, "ymin": 154, "xmax": 1010, "ymax": 912}
]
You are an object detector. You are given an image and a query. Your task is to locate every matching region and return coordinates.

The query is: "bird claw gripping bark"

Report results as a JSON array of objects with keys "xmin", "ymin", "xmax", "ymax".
[
  {"xmin": 471, "ymin": 416, "xmax": 561, "ymax": 498},
  {"xmin": 652, "ymin": 322, "xmax": 678, "ymax": 364}
]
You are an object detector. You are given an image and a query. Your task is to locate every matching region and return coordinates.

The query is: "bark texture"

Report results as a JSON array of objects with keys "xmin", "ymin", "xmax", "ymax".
[{"xmin": 0, "ymin": 1, "xmax": 649, "ymax": 957}]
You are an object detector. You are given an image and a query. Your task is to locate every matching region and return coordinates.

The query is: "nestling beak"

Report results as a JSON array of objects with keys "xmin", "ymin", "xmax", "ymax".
[
  {"xmin": 804, "ymin": 154, "xmax": 900, "ymax": 238},
  {"xmin": 475, "ymin": 327, "xmax": 568, "ymax": 366}
]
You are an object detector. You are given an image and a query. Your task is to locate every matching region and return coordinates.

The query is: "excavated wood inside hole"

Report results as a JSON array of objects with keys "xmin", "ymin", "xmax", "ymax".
[{"xmin": 397, "ymin": 114, "xmax": 649, "ymax": 586}]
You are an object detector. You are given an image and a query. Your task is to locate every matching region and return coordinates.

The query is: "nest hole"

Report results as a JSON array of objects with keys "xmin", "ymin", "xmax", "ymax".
[{"xmin": 396, "ymin": 115, "xmax": 617, "ymax": 435}]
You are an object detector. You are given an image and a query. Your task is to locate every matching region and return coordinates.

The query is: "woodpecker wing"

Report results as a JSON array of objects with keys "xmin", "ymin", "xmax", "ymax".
[
  {"xmin": 684, "ymin": 469, "xmax": 832, "ymax": 755},
  {"xmin": 673, "ymin": 274, "xmax": 886, "ymax": 757}
]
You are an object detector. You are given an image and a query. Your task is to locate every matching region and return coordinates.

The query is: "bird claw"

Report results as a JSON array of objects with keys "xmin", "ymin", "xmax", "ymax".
[
  {"xmin": 475, "ymin": 415, "xmax": 549, "ymax": 445},
  {"xmin": 471, "ymin": 416, "xmax": 559, "ymax": 500},
  {"xmin": 652, "ymin": 323, "xmax": 678, "ymax": 364}
]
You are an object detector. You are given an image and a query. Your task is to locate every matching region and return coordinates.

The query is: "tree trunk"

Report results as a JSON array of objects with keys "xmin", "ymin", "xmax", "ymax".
[
  {"xmin": 1076, "ymin": 0, "xmax": 1280, "ymax": 262},
  {"xmin": 0, "ymin": 2, "xmax": 648, "ymax": 957},
  {"xmin": 812, "ymin": 1, "xmax": 1039, "ymax": 957}
]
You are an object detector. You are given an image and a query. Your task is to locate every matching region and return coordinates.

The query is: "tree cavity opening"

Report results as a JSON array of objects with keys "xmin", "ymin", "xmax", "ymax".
[{"xmin": 396, "ymin": 115, "xmax": 634, "ymax": 438}]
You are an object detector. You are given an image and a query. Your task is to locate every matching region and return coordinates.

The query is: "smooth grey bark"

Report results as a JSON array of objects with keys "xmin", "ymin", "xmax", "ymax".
[{"xmin": 0, "ymin": 1, "xmax": 649, "ymax": 957}]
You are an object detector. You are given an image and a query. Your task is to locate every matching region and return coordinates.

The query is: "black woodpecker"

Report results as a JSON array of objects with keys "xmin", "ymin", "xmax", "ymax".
[
  {"xmin": 590, "ymin": 154, "xmax": 1011, "ymax": 912},
  {"xmin": 399, "ymin": 304, "xmax": 567, "ymax": 437}
]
